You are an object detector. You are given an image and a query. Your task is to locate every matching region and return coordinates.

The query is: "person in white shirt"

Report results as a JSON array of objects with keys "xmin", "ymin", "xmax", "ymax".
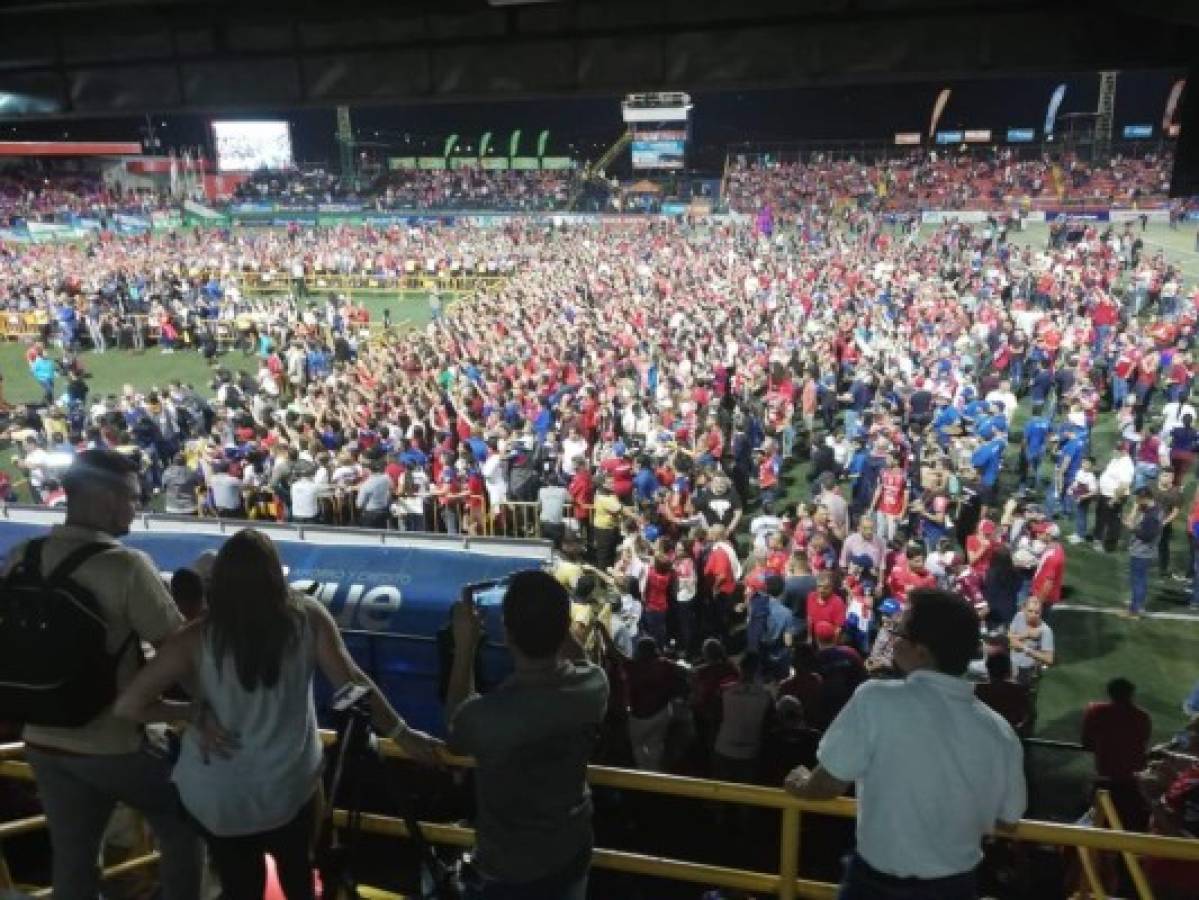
[
  {"xmin": 481, "ymin": 440, "xmax": 508, "ymax": 508},
  {"xmin": 749, "ymin": 505, "xmax": 784, "ymax": 552},
  {"xmin": 289, "ymin": 468, "xmax": 325, "ymax": 523},
  {"xmin": 1159, "ymin": 398, "xmax": 1196, "ymax": 440},
  {"xmin": 785, "ymin": 588, "xmax": 1025, "ymax": 897},
  {"xmin": 559, "ymin": 428, "xmax": 589, "ymax": 477},
  {"xmin": 1095, "ymin": 447, "xmax": 1135, "ymax": 552},
  {"xmin": 1066, "ymin": 456, "xmax": 1099, "ymax": 544},
  {"xmin": 984, "ymin": 380, "xmax": 1018, "ymax": 421}
]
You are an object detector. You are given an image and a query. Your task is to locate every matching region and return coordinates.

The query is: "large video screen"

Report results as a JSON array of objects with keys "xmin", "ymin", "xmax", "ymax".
[
  {"xmin": 632, "ymin": 128, "xmax": 686, "ymax": 170},
  {"xmin": 212, "ymin": 120, "xmax": 294, "ymax": 173}
]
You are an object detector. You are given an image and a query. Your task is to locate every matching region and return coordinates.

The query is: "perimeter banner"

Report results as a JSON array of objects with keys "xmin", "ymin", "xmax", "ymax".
[{"xmin": 0, "ymin": 521, "xmax": 547, "ymax": 732}]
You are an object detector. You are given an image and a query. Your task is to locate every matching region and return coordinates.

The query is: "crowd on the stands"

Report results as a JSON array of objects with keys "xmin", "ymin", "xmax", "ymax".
[
  {"xmin": 1, "ymin": 161, "xmax": 1198, "ymax": 896},
  {"xmin": 724, "ymin": 149, "xmax": 1176, "ymax": 214},
  {"xmin": 226, "ymin": 166, "xmax": 582, "ymax": 212},
  {"xmin": 373, "ymin": 168, "xmax": 581, "ymax": 212},
  {"xmin": 0, "ymin": 169, "xmax": 172, "ymax": 223}
]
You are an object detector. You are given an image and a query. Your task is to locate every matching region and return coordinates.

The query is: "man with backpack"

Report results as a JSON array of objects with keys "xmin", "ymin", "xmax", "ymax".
[{"xmin": 0, "ymin": 449, "xmax": 202, "ymax": 900}]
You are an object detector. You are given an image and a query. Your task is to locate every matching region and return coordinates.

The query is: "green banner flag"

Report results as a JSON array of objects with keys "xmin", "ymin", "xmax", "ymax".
[
  {"xmin": 508, "ymin": 129, "xmax": 521, "ymax": 158},
  {"xmin": 479, "ymin": 132, "xmax": 493, "ymax": 157},
  {"xmin": 443, "ymin": 133, "xmax": 459, "ymax": 157},
  {"xmin": 537, "ymin": 129, "xmax": 550, "ymax": 157}
]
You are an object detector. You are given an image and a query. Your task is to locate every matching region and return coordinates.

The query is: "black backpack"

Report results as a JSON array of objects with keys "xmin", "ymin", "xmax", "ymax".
[{"xmin": 0, "ymin": 539, "xmax": 131, "ymax": 727}]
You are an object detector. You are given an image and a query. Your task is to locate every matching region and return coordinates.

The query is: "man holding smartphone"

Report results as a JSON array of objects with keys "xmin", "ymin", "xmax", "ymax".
[{"xmin": 445, "ymin": 570, "xmax": 608, "ymax": 900}]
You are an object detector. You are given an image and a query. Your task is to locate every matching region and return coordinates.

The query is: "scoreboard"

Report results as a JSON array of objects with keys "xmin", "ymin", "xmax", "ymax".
[{"xmin": 622, "ymin": 92, "xmax": 691, "ymax": 171}]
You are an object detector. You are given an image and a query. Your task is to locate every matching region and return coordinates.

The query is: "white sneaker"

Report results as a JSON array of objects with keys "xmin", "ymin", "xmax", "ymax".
[{"xmin": 1067, "ymin": 534, "xmax": 1083, "ymax": 544}]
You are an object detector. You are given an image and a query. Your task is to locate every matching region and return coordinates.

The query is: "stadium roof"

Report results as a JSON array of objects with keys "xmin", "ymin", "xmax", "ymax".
[{"xmin": 0, "ymin": 0, "xmax": 1193, "ymax": 119}]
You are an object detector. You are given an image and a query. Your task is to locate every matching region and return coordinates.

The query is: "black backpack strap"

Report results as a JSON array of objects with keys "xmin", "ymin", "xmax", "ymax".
[
  {"xmin": 20, "ymin": 537, "xmax": 47, "ymax": 576},
  {"xmin": 45, "ymin": 541, "xmax": 139, "ymax": 662},
  {"xmin": 46, "ymin": 542, "xmax": 119, "ymax": 587}
]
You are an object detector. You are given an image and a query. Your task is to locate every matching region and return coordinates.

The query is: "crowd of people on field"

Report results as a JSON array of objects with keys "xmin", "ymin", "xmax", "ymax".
[{"xmin": 0, "ymin": 158, "xmax": 1198, "ymax": 896}]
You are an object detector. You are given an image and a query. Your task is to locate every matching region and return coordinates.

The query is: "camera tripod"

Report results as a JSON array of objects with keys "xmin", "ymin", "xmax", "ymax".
[{"xmin": 318, "ymin": 694, "xmax": 464, "ymax": 900}]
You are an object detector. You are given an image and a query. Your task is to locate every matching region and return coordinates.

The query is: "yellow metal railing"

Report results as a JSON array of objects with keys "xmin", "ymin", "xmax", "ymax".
[{"xmin": 3, "ymin": 736, "xmax": 1198, "ymax": 899}]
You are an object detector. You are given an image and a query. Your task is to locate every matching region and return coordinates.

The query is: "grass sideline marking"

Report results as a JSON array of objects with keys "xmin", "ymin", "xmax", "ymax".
[{"xmin": 1054, "ymin": 603, "xmax": 1199, "ymax": 623}]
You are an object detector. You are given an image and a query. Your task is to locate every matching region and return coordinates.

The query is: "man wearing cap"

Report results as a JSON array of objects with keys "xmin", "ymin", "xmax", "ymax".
[
  {"xmin": 785, "ymin": 589, "xmax": 1026, "ymax": 899},
  {"xmin": 4, "ymin": 449, "xmax": 202, "ymax": 900}
]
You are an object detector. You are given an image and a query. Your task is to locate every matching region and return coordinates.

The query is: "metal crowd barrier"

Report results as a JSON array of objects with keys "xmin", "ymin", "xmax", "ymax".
[
  {"xmin": 3, "ymin": 736, "xmax": 1199, "ymax": 899},
  {"xmin": 237, "ymin": 272, "xmax": 508, "ymax": 294}
]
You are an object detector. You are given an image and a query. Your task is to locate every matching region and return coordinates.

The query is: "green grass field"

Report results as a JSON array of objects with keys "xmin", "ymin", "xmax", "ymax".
[
  {"xmin": 0, "ymin": 290, "xmax": 435, "ymax": 405},
  {"xmin": 4, "ymin": 225, "xmax": 1199, "ymax": 818}
]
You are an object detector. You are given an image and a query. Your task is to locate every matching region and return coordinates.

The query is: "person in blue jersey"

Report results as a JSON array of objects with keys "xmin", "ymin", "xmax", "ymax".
[
  {"xmin": 1020, "ymin": 413, "xmax": 1051, "ymax": 491},
  {"xmin": 931, "ymin": 394, "xmax": 962, "ymax": 448},
  {"xmin": 971, "ymin": 432, "xmax": 1007, "ymax": 511},
  {"xmin": 1028, "ymin": 363, "xmax": 1054, "ymax": 417},
  {"xmin": 1048, "ymin": 425, "xmax": 1087, "ymax": 518},
  {"xmin": 631, "ymin": 455, "xmax": 661, "ymax": 505},
  {"xmin": 961, "ymin": 389, "xmax": 985, "ymax": 428}
]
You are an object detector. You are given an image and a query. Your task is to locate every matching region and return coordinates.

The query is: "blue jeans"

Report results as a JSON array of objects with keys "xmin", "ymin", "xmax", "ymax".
[
  {"xmin": 1112, "ymin": 376, "xmax": 1129, "ymax": 410},
  {"xmin": 838, "ymin": 854, "xmax": 976, "ymax": 900},
  {"xmin": 1129, "ymin": 555, "xmax": 1151, "ymax": 614},
  {"xmin": 1022, "ymin": 454, "xmax": 1043, "ymax": 490},
  {"xmin": 780, "ymin": 424, "xmax": 796, "ymax": 460},
  {"xmin": 1073, "ymin": 499, "xmax": 1090, "ymax": 540},
  {"xmin": 1045, "ymin": 485, "xmax": 1065, "ymax": 518}
]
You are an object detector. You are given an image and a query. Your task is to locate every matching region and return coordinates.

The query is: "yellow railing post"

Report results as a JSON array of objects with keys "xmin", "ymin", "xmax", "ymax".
[
  {"xmin": 0, "ymin": 846, "xmax": 14, "ymax": 892},
  {"xmin": 778, "ymin": 805, "xmax": 800, "ymax": 900},
  {"xmin": 1095, "ymin": 790, "xmax": 1155, "ymax": 900},
  {"xmin": 1075, "ymin": 845, "xmax": 1109, "ymax": 900}
]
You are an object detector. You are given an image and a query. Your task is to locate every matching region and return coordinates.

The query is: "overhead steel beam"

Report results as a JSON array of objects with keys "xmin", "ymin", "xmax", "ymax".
[{"xmin": 0, "ymin": 0, "xmax": 1191, "ymax": 119}]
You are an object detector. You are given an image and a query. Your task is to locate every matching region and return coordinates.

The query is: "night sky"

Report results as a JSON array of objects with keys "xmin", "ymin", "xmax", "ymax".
[{"xmin": 0, "ymin": 69, "xmax": 1184, "ymax": 174}]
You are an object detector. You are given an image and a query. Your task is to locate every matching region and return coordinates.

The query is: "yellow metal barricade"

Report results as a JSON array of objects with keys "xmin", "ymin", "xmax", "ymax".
[
  {"xmin": 4, "ymin": 737, "xmax": 1199, "ymax": 899},
  {"xmin": 491, "ymin": 501, "xmax": 541, "ymax": 538}
]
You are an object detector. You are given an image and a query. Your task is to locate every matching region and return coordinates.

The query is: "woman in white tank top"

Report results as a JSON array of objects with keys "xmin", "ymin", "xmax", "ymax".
[{"xmin": 116, "ymin": 529, "xmax": 443, "ymax": 900}]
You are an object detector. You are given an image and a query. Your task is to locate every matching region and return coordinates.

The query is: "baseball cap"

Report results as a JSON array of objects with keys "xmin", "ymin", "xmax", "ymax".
[{"xmin": 878, "ymin": 598, "xmax": 901, "ymax": 618}]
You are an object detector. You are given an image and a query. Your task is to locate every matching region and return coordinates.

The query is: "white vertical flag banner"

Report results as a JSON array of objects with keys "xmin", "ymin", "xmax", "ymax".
[
  {"xmin": 929, "ymin": 88, "xmax": 952, "ymax": 138},
  {"xmin": 1044, "ymin": 83, "xmax": 1067, "ymax": 138},
  {"xmin": 1163, "ymin": 78, "xmax": 1186, "ymax": 130}
]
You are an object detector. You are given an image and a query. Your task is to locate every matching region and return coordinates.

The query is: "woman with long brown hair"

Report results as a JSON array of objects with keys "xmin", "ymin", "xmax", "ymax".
[{"xmin": 116, "ymin": 528, "xmax": 441, "ymax": 900}]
